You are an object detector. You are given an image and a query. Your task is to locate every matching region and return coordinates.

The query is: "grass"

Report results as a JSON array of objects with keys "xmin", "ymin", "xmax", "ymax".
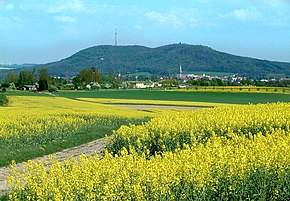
[
  {"xmin": 6, "ymin": 91, "xmax": 53, "ymax": 97},
  {"xmin": 55, "ymin": 90, "xmax": 290, "ymax": 104},
  {"xmin": 0, "ymin": 124, "xmax": 107, "ymax": 166},
  {"xmin": 0, "ymin": 119, "xmax": 147, "ymax": 167}
]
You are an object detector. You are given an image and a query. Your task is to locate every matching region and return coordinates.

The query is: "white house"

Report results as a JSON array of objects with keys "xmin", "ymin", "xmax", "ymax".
[{"xmin": 135, "ymin": 83, "xmax": 146, "ymax": 89}]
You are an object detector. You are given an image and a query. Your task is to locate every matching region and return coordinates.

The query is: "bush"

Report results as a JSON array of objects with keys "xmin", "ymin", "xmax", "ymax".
[{"xmin": 0, "ymin": 94, "xmax": 9, "ymax": 106}]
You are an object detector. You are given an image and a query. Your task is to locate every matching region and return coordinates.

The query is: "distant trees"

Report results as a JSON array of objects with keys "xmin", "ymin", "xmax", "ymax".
[
  {"xmin": 106, "ymin": 69, "xmax": 120, "ymax": 89},
  {"xmin": 187, "ymin": 78, "xmax": 225, "ymax": 86},
  {"xmin": 240, "ymin": 79, "xmax": 254, "ymax": 86},
  {"xmin": 2, "ymin": 65, "xmax": 288, "ymax": 91},
  {"xmin": 17, "ymin": 70, "xmax": 35, "ymax": 86},
  {"xmin": 38, "ymin": 68, "xmax": 49, "ymax": 91},
  {"xmin": 72, "ymin": 68, "xmax": 123, "ymax": 89},
  {"xmin": 72, "ymin": 76, "xmax": 81, "ymax": 89},
  {"xmin": 39, "ymin": 68, "xmax": 49, "ymax": 82},
  {"xmin": 6, "ymin": 72, "xmax": 18, "ymax": 84},
  {"xmin": 70, "ymin": 67, "xmax": 102, "ymax": 89},
  {"xmin": 2, "ymin": 68, "xmax": 51, "ymax": 91},
  {"xmin": 77, "ymin": 67, "xmax": 102, "ymax": 86},
  {"xmin": 161, "ymin": 79, "xmax": 177, "ymax": 87}
]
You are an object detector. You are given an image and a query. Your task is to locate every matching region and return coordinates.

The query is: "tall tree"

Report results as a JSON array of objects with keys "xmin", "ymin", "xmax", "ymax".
[
  {"xmin": 107, "ymin": 69, "xmax": 120, "ymax": 89},
  {"xmin": 38, "ymin": 68, "xmax": 50, "ymax": 91},
  {"xmin": 79, "ymin": 67, "xmax": 102, "ymax": 86},
  {"xmin": 91, "ymin": 67, "xmax": 102, "ymax": 83},
  {"xmin": 31, "ymin": 68, "xmax": 38, "ymax": 84},
  {"xmin": 17, "ymin": 70, "xmax": 34, "ymax": 86},
  {"xmin": 79, "ymin": 68, "xmax": 91, "ymax": 85},
  {"xmin": 39, "ymin": 68, "xmax": 49, "ymax": 82},
  {"xmin": 107, "ymin": 69, "xmax": 117, "ymax": 83},
  {"xmin": 6, "ymin": 72, "xmax": 18, "ymax": 83}
]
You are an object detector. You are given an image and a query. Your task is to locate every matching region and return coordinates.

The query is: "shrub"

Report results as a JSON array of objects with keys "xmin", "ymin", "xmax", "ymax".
[{"xmin": 0, "ymin": 94, "xmax": 9, "ymax": 106}]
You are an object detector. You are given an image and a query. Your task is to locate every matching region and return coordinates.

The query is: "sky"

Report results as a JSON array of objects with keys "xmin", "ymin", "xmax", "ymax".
[{"xmin": 0, "ymin": 0, "xmax": 290, "ymax": 64}]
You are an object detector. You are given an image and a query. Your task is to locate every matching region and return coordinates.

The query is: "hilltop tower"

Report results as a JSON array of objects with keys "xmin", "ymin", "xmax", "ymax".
[{"xmin": 115, "ymin": 26, "xmax": 118, "ymax": 46}]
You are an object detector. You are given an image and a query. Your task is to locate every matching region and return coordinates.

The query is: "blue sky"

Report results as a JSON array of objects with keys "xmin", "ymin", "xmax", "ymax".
[{"xmin": 0, "ymin": 0, "xmax": 290, "ymax": 64}]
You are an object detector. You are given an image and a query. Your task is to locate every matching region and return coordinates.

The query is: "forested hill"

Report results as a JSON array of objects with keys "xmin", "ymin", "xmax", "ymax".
[{"xmin": 38, "ymin": 44, "xmax": 290, "ymax": 77}]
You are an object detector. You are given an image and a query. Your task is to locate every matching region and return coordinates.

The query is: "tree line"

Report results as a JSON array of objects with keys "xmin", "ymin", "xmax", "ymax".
[
  {"xmin": 1, "ymin": 66, "xmax": 289, "ymax": 92},
  {"xmin": 1, "ymin": 68, "xmax": 50, "ymax": 92},
  {"xmin": 0, "ymin": 67, "xmax": 124, "ymax": 92}
]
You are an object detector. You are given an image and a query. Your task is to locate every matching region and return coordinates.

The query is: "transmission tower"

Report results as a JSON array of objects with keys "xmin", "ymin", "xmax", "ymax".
[{"xmin": 115, "ymin": 26, "xmax": 118, "ymax": 46}]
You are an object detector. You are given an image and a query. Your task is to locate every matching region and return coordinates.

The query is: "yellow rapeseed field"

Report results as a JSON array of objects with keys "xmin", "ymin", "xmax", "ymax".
[
  {"xmin": 0, "ymin": 96, "xmax": 151, "ymax": 141},
  {"xmin": 109, "ymin": 102, "xmax": 290, "ymax": 155},
  {"xmin": 5, "ymin": 102, "xmax": 290, "ymax": 200},
  {"xmin": 0, "ymin": 96, "xmax": 156, "ymax": 167}
]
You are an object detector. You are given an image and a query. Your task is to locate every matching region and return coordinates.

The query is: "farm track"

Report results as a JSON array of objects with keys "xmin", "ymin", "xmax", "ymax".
[{"xmin": 0, "ymin": 137, "xmax": 109, "ymax": 196}]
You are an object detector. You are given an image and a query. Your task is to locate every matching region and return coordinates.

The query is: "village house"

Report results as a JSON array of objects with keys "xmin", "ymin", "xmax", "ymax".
[{"xmin": 18, "ymin": 85, "xmax": 38, "ymax": 91}]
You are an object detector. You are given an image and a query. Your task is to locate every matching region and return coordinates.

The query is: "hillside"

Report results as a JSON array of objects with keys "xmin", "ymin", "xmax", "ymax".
[{"xmin": 34, "ymin": 44, "xmax": 290, "ymax": 77}]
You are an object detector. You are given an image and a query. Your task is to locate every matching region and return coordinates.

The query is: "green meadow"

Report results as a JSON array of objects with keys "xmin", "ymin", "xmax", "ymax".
[{"xmin": 56, "ymin": 90, "xmax": 290, "ymax": 104}]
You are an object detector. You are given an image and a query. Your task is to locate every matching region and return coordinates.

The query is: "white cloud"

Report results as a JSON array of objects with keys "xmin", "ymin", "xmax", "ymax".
[
  {"xmin": 144, "ymin": 10, "xmax": 204, "ymax": 28},
  {"xmin": 145, "ymin": 11, "xmax": 183, "ymax": 27},
  {"xmin": 267, "ymin": 0, "xmax": 290, "ymax": 7},
  {"xmin": 48, "ymin": 0, "xmax": 84, "ymax": 13},
  {"xmin": 5, "ymin": 3, "xmax": 13, "ymax": 10},
  {"xmin": 53, "ymin": 16, "xmax": 75, "ymax": 23},
  {"xmin": 0, "ymin": 2, "xmax": 13, "ymax": 10},
  {"xmin": 233, "ymin": 9, "xmax": 249, "ymax": 20},
  {"xmin": 222, "ymin": 8, "xmax": 263, "ymax": 22},
  {"xmin": 12, "ymin": 16, "xmax": 25, "ymax": 23}
]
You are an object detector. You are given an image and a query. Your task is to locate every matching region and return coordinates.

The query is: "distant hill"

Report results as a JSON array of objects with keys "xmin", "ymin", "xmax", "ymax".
[
  {"xmin": 0, "ymin": 64, "xmax": 37, "ymax": 78},
  {"xmin": 29, "ymin": 44, "xmax": 290, "ymax": 78}
]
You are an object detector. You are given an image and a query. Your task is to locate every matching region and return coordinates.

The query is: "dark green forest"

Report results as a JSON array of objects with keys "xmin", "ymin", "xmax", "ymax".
[{"xmin": 10, "ymin": 44, "xmax": 290, "ymax": 78}]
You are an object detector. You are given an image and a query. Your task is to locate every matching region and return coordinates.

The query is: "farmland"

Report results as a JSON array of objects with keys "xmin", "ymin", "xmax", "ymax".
[
  {"xmin": 1, "ymin": 90, "xmax": 290, "ymax": 200},
  {"xmin": 56, "ymin": 89, "xmax": 290, "ymax": 104},
  {"xmin": 0, "ymin": 96, "xmax": 155, "ymax": 168}
]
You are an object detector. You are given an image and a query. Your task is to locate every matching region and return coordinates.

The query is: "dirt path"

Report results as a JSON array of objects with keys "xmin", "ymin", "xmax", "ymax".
[{"xmin": 0, "ymin": 137, "xmax": 108, "ymax": 196}]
